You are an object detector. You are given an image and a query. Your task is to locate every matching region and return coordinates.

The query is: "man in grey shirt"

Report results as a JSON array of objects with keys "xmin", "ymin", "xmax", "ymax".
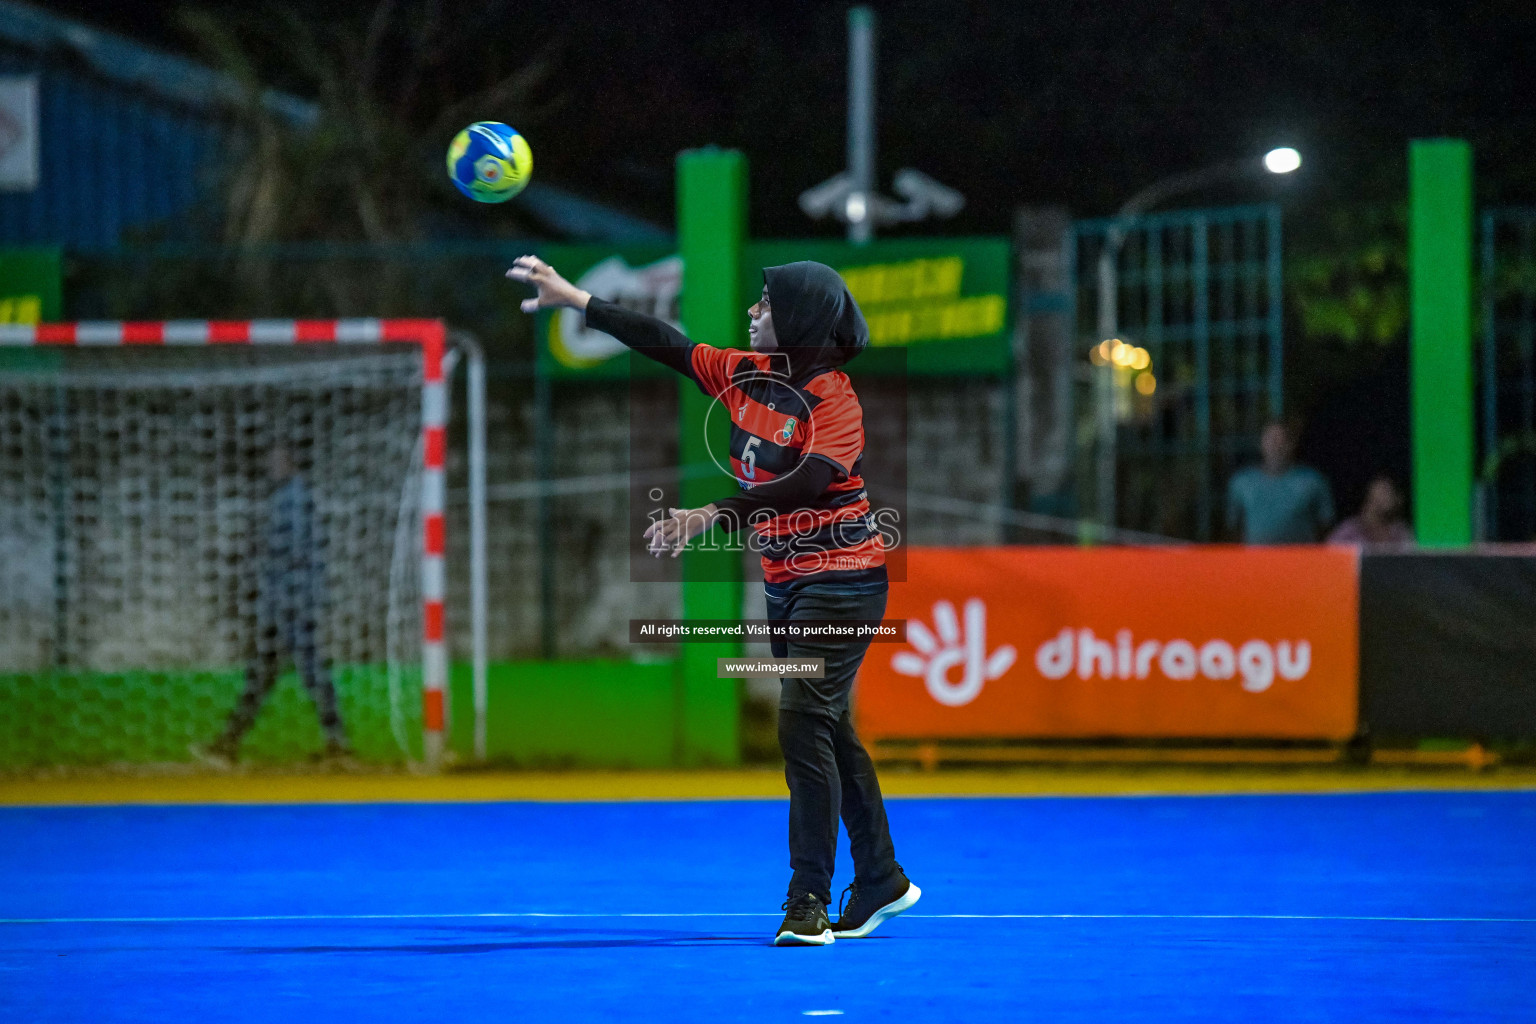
[{"xmin": 1226, "ymin": 421, "xmax": 1335, "ymax": 543}]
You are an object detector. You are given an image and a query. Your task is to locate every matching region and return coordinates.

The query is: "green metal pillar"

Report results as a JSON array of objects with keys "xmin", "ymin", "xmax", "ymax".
[
  {"xmin": 1409, "ymin": 139, "xmax": 1474, "ymax": 546},
  {"xmin": 675, "ymin": 147, "xmax": 745, "ymax": 765}
]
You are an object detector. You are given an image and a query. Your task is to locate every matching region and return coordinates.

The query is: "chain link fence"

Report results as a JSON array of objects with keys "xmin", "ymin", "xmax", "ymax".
[
  {"xmin": 58, "ymin": 245, "xmax": 1041, "ymax": 665},
  {"xmin": 1480, "ymin": 208, "xmax": 1536, "ymax": 541},
  {"xmin": 1072, "ymin": 205, "xmax": 1284, "ymax": 540}
]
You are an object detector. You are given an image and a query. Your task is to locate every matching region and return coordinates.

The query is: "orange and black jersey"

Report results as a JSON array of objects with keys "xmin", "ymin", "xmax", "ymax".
[{"xmin": 584, "ymin": 297, "xmax": 886, "ymax": 587}]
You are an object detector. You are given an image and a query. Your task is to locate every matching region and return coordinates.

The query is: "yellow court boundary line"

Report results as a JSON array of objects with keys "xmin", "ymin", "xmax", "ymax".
[{"xmin": 3, "ymin": 766, "xmax": 1536, "ymax": 806}]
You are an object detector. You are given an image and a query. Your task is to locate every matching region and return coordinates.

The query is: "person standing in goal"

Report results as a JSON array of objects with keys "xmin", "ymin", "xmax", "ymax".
[
  {"xmin": 200, "ymin": 444, "xmax": 350, "ymax": 765},
  {"xmin": 509, "ymin": 254, "xmax": 920, "ymax": 946}
]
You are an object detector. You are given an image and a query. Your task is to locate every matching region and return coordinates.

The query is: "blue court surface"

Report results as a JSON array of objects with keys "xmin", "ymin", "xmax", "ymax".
[{"xmin": 2, "ymin": 790, "xmax": 1534, "ymax": 1022}]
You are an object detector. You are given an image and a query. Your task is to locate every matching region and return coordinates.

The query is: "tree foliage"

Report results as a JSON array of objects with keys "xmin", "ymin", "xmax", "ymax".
[
  {"xmin": 1288, "ymin": 203, "xmax": 1408, "ymax": 349},
  {"xmin": 179, "ymin": 0, "xmax": 555, "ymax": 244}
]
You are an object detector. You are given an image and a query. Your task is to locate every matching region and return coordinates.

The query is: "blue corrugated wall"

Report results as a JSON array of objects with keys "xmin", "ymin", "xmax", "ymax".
[{"xmin": 0, "ymin": 45, "xmax": 235, "ymax": 249}]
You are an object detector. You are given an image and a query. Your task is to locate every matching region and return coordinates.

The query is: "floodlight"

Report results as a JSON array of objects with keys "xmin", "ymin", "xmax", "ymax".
[{"xmin": 1264, "ymin": 148, "xmax": 1302, "ymax": 174}]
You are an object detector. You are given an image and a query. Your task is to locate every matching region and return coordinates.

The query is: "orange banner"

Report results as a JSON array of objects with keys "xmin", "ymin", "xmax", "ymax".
[{"xmin": 857, "ymin": 547, "xmax": 1359, "ymax": 740}]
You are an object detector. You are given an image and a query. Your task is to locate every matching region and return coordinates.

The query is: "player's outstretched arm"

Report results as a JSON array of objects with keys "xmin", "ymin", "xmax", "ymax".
[
  {"xmin": 506, "ymin": 255, "xmax": 591, "ymax": 312},
  {"xmin": 641, "ymin": 459, "xmax": 837, "ymax": 557},
  {"xmin": 644, "ymin": 505, "xmax": 721, "ymax": 558},
  {"xmin": 507, "ymin": 255, "xmax": 700, "ymax": 379}
]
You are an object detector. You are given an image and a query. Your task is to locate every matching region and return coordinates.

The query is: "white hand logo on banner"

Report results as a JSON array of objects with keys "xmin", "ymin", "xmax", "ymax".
[{"xmin": 892, "ymin": 598, "xmax": 1017, "ymax": 706}]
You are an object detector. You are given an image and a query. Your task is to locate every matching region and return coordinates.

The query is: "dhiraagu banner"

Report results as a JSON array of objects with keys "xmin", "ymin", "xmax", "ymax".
[
  {"xmin": 858, "ymin": 546, "xmax": 1360, "ymax": 742},
  {"xmin": 538, "ymin": 239, "xmax": 1011, "ymax": 377}
]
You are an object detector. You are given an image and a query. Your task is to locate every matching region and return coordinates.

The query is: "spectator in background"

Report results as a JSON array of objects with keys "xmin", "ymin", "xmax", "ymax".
[
  {"xmin": 1328, "ymin": 475, "xmax": 1415, "ymax": 548},
  {"xmin": 1226, "ymin": 420, "xmax": 1335, "ymax": 543}
]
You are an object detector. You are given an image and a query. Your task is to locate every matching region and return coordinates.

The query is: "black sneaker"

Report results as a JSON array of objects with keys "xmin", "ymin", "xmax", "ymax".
[
  {"xmin": 832, "ymin": 867, "xmax": 921, "ymax": 938},
  {"xmin": 773, "ymin": 892, "xmax": 835, "ymax": 946}
]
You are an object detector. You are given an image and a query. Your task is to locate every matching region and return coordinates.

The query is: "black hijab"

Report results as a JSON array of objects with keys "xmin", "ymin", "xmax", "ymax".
[{"xmin": 762, "ymin": 261, "xmax": 869, "ymax": 381}]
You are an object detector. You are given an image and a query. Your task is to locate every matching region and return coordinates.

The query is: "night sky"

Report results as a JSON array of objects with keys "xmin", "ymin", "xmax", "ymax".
[{"xmin": 38, "ymin": 0, "xmax": 1536, "ymax": 235}]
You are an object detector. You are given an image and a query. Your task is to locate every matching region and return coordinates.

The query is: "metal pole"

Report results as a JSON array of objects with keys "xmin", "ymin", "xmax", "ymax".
[
  {"xmin": 534, "ymin": 357, "xmax": 555, "ymax": 658},
  {"xmin": 1192, "ymin": 219, "xmax": 1213, "ymax": 541},
  {"xmin": 1002, "ymin": 301, "xmax": 1019, "ymax": 542},
  {"xmin": 1478, "ymin": 212, "xmax": 1497, "ymax": 541},
  {"xmin": 432, "ymin": 344, "xmax": 460, "ymax": 772},
  {"xmin": 847, "ymin": 6, "xmax": 876, "ymax": 245},
  {"xmin": 1267, "ymin": 206, "xmax": 1285, "ymax": 419},
  {"xmin": 450, "ymin": 331, "xmax": 489, "ymax": 762},
  {"xmin": 676, "ymin": 148, "xmax": 748, "ymax": 767},
  {"xmin": 1095, "ymin": 233, "xmax": 1121, "ymax": 533},
  {"xmin": 50, "ymin": 384, "xmax": 69, "ymax": 670}
]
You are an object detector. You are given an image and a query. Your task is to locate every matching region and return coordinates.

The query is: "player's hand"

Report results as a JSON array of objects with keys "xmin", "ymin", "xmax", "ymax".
[
  {"xmin": 643, "ymin": 505, "xmax": 719, "ymax": 558},
  {"xmin": 506, "ymin": 255, "xmax": 591, "ymax": 313}
]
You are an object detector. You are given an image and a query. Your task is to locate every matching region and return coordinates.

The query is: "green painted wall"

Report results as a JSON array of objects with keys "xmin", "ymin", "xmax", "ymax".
[
  {"xmin": 447, "ymin": 660, "xmax": 678, "ymax": 768},
  {"xmin": 0, "ymin": 665, "xmax": 417, "ymax": 768},
  {"xmin": 0, "ymin": 660, "xmax": 698, "ymax": 769}
]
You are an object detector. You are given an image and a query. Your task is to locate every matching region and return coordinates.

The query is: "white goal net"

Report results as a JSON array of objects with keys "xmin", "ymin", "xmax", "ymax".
[{"xmin": 0, "ymin": 323, "xmax": 441, "ymax": 768}]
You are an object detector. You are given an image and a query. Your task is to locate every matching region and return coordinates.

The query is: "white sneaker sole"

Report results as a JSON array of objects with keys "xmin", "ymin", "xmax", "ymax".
[
  {"xmin": 833, "ymin": 882, "xmax": 922, "ymax": 938},
  {"xmin": 773, "ymin": 928, "xmax": 835, "ymax": 946}
]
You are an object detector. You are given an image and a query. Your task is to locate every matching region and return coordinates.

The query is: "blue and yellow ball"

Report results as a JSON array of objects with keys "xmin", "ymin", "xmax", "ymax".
[{"xmin": 447, "ymin": 122, "xmax": 532, "ymax": 203}]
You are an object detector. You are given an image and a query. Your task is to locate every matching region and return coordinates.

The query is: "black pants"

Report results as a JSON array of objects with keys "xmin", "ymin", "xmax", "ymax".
[
  {"xmin": 769, "ymin": 584, "xmax": 897, "ymax": 904},
  {"xmin": 222, "ymin": 595, "xmax": 344, "ymax": 748}
]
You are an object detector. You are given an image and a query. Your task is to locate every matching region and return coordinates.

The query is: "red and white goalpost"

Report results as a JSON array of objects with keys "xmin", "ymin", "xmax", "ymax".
[{"xmin": 0, "ymin": 319, "xmax": 455, "ymax": 766}]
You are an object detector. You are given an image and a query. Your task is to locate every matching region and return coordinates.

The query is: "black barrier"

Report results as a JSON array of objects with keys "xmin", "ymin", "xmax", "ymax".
[{"xmin": 1359, "ymin": 550, "xmax": 1536, "ymax": 738}]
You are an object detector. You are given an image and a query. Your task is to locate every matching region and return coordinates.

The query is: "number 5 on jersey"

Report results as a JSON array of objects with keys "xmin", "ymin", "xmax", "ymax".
[{"xmin": 741, "ymin": 436, "xmax": 761, "ymax": 480}]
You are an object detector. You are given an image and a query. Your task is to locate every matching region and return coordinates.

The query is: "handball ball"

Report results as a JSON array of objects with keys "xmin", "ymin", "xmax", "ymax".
[{"xmin": 447, "ymin": 122, "xmax": 532, "ymax": 203}]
